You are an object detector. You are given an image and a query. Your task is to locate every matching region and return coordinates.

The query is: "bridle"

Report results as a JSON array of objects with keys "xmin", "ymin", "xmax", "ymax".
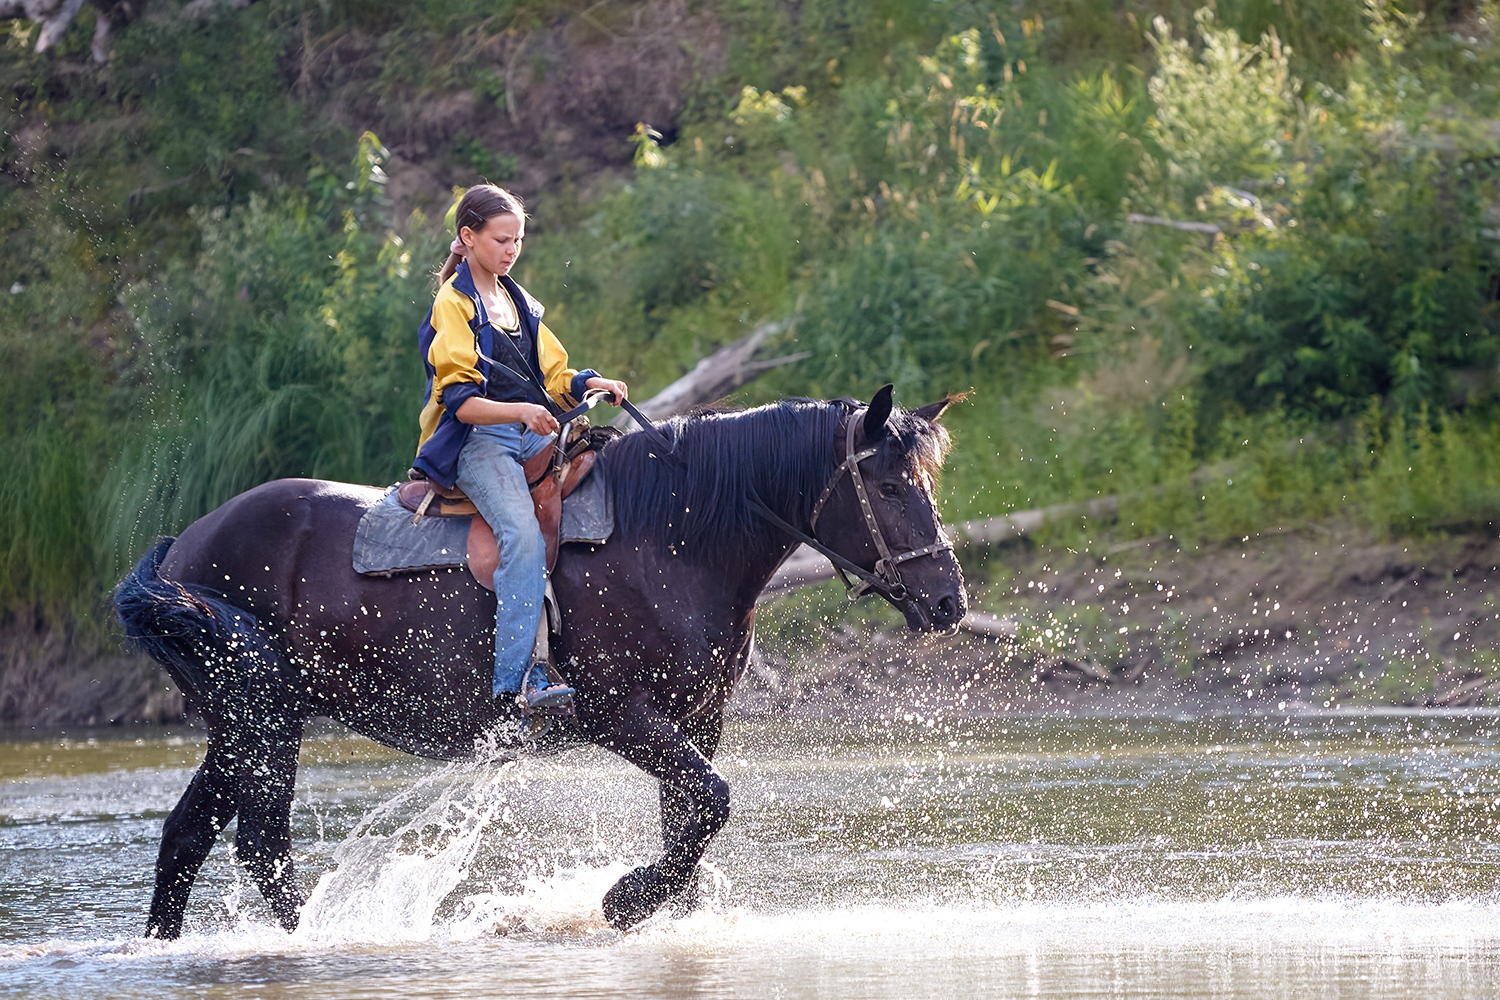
[
  {"xmin": 747, "ymin": 410, "xmax": 953, "ymax": 604},
  {"xmin": 597, "ymin": 393, "xmax": 951, "ymax": 605}
]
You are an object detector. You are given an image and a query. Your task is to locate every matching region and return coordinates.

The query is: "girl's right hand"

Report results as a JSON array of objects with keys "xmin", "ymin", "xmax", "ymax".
[{"xmin": 522, "ymin": 404, "xmax": 560, "ymax": 436}]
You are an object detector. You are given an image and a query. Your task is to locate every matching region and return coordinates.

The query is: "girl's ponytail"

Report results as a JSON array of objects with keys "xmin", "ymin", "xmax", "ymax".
[{"xmin": 436, "ymin": 239, "xmax": 466, "ymax": 286}]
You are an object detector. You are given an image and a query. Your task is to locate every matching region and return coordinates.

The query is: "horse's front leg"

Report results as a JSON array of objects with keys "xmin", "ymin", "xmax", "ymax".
[
  {"xmin": 658, "ymin": 709, "xmax": 724, "ymax": 915},
  {"xmin": 593, "ymin": 690, "xmax": 730, "ymax": 930}
]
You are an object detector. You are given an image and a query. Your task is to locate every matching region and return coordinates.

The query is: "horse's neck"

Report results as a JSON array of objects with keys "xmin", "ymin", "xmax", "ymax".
[
  {"xmin": 615, "ymin": 402, "xmax": 842, "ymax": 602},
  {"xmin": 739, "ymin": 527, "xmax": 803, "ymax": 605},
  {"xmin": 730, "ymin": 432, "xmax": 826, "ymax": 600}
]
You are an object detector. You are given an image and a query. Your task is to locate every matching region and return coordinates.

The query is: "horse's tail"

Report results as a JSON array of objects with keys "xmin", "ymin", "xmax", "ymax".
[{"xmin": 114, "ymin": 537, "xmax": 287, "ymax": 711}]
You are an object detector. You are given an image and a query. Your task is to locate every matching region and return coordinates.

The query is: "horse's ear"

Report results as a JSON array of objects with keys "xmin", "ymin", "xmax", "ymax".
[
  {"xmin": 912, "ymin": 396, "xmax": 956, "ymax": 423},
  {"xmin": 863, "ymin": 384, "xmax": 894, "ymax": 441}
]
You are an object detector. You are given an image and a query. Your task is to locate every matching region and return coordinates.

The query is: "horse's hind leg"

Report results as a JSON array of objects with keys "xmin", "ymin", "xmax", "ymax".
[
  {"xmin": 233, "ymin": 719, "xmax": 306, "ymax": 933},
  {"xmin": 147, "ymin": 739, "xmax": 237, "ymax": 939}
]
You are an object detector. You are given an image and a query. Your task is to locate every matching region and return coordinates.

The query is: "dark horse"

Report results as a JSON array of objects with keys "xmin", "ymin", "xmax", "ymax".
[{"xmin": 114, "ymin": 386, "xmax": 965, "ymax": 938}]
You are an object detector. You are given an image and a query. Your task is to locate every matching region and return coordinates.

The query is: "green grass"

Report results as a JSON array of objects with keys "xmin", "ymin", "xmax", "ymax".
[{"xmin": 4, "ymin": 0, "xmax": 1500, "ymax": 658}]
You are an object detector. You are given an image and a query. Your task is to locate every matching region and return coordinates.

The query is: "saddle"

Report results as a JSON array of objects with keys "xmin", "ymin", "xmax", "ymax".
[{"xmin": 397, "ymin": 424, "xmax": 616, "ymax": 586}]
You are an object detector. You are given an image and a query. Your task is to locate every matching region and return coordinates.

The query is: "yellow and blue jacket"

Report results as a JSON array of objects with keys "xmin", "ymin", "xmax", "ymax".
[{"xmin": 412, "ymin": 260, "xmax": 597, "ymax": 488}]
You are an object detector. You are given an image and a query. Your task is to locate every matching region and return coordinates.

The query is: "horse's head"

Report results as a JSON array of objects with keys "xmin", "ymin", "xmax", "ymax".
[{"xmin": 816, "ymin": 385, "xmax": 968, "ymax": 632}]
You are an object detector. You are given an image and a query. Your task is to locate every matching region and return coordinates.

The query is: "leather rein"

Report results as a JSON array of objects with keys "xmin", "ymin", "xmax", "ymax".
[{"xmin": 748, "ymin": 411, "xmax": 953, "ymax": 604}]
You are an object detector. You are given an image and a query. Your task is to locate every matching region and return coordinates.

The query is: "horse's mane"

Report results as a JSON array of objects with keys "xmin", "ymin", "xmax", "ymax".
[{"xmin": 600, "ymin": 397, "xmax": 952, "ymax": 563}]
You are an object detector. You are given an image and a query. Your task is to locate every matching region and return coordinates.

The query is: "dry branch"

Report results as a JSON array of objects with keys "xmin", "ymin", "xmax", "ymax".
[
  {"xmin": 958, "ymin": 611, "xmax": 1018, "ymax": 641},
  {"xmin": 761, "ymin": 495, "xmax": 1120, "ymax": 598},
  {"xmin": 611, "ymin": 320, "xmax": 806, "ymax": 427},
  {"xmin": 3, "ymin": 0, "xmax": 86, "ymax": 54},
  {"xmin": 1125, "ymin": 213, "xmax": 1222, "ymax": 235},
  {"xmin": 959, "ymin": 496, "xmax": 1119, "ymax": 546},
  {"xmin": 1036, "ymin": 654, "xmax": 1114, "ymax": 686}
]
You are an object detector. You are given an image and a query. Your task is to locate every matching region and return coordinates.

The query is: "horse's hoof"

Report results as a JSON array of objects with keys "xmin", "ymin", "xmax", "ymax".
[
  {"xmin": 518, "ymin": 714, "xmax": 555, "ymax": 742},
  {"xmin": 145, "ymin": 920, "xmax": 181, "ymax": 941},
  {"xmin": 273, "ymin": 903, "xmax": 303, "ymax": 934},
  {"xmin": 602, "ymin": 865, "xmax": 670, "ymax": 930}
]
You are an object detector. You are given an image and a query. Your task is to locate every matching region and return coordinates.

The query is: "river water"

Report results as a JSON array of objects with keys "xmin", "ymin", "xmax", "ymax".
[{"xmin": 2, "ymin": 712, "xmax": 1499, "ymax": 997}]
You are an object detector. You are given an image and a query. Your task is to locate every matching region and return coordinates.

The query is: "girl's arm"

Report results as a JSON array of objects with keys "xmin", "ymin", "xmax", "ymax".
[
  {"xmin": 455, "ymin": 397, "xmax": 559, "ymax": 435},
  {"xmin": 537, "ymin": 322, "xmax": 598, "ymax": 407},
  {"xmin": 427, "ymin": 288, "xmax": 487, "ymax": 418},
  {"xmin": 537, "ymin": 322, "xmax": 628, "ymax": 405}
]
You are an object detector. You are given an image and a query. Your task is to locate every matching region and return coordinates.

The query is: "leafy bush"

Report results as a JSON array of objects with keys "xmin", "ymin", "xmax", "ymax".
[
  {"xmin": 98, "ymin": 135, "xmax": 436, "ymax": 578},
  {"xmin": 4, "ymin": 0, "xmax": 1500, "ymax": 649}
]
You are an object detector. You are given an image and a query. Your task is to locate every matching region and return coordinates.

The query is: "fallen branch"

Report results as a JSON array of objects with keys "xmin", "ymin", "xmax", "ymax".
[
  {"xmin": 958, "ymin": 611, "xmax": 1018, "ymax": 641},
  {"xmin": 761, "ymin": 496, "xmax": 1120, "ymax": 597},
  {"xmin": 1430, "ymin": 675, "xmax": 1496, "ymax": 708},
  {"xmin": 959, "ymin": 496, "xmax": 1118, "ymax": 546},
  {"xmin": 1125, "ymin": 213, "xmax": 1222, "ymax": 236},
  {"xmin": 2, "ymin": 0, "xmax": 86, "ymax": 54},
  {"xmin": 2, "ymin": 0, "xmax": 244, "ymax": 63},
  {"xmin": 1036, "ymin": 654, "xmax": 1114, "ymax": 686},
  {"xmin": 612, "ymin": 320, "xmax": 806, "ymax": 427},
  {"xmin": 760, "ymin": 545, "xmax": 837, "ymax": 597}
]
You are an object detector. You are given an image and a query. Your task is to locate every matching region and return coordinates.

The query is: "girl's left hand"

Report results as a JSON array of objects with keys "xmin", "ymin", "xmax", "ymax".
[{"xmin": 586, "ymin": 377, "xmax": 629, "ymax": 406}]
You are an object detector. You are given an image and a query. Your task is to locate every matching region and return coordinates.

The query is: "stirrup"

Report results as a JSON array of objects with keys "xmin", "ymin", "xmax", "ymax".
[
  {"xmin": 518, "ymin": 713, "xmax": 555, "ymax": 741},
  {"xmin": 514, "ymin": 681, "xmax": 574, "ymax": 742}
]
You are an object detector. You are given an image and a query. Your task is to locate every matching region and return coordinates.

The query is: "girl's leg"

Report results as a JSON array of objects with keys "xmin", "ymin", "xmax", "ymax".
[{"xmin": 456, "ymin": 425, "xmax": 551, "ymax": 697}]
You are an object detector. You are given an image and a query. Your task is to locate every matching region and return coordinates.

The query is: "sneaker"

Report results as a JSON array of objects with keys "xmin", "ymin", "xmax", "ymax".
[{"xmin": 522, "ymin": 679, "xmax": 575, "ymax": 711}]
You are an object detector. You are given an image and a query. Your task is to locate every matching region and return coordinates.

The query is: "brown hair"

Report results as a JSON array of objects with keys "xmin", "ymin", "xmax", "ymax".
[{"xmin": 436, "ymin": 184, "xmax": 528, "ymax": 284}]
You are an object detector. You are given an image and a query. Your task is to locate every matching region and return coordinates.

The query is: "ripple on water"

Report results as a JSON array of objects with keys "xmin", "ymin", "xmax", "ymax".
[
  {"xmin": 4, "ymin": 894, "xmax": 1500, "ymax": 999},
  {"xmin": 4, "ymin": 717, "xmax": 1500, "ymax": 998}
]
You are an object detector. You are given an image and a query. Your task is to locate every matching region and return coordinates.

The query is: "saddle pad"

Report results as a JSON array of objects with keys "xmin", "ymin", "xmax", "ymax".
[
  {"xmin": 352, "ymin": 488, "xmax": 471, "ymax": 576},
  {"xmin": 558, "ymin": 462, "xmax": 613, "ymax": 545},
  {"xmin": 352, "ymin": 467, "xmax": 615, "ymax": 577}
]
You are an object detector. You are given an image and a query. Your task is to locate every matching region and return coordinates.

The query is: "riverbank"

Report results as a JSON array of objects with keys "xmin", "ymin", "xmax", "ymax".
[
  {"xmin": 4, "ymin": 525, "xmax": 1498, "ymax": 729},
  {"xmin": 739, "ymin": 525, "xmax": 1500, "ymax": 720},
  {"xmin": 0, "ymin": 620, "xmax": 183, "ymax": 728}
]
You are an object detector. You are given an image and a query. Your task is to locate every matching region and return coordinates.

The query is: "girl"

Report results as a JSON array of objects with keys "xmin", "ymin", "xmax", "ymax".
[{"xmin": 412, "ymin": 184, "xmax": 627, "ymax": 712}]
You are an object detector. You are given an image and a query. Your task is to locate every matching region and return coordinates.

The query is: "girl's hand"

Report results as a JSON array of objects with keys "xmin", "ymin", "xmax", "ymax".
[
  {"xmin": 522, "ymin": 404, "xmax": 560, "ymax": 435},
  {"xmin": 586, "ymin": 377, "xmax": 629, "ymax": 406}
]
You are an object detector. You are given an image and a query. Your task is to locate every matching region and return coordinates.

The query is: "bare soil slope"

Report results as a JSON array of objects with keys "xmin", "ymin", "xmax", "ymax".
[{"xmin": 736, "ymin": 528, "xmax": 1500, "ymax": 719}]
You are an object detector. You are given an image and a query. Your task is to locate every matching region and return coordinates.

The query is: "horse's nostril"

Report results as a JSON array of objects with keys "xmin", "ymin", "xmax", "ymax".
[{"xmin": 938, "ymin": 594, "xmax": 958, "ymax": 621}]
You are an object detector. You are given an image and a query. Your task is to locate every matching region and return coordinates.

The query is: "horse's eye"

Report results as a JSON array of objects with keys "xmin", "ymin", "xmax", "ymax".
[{"xmin": 879, "ymin": 483, "xmax": 902, "ymax": 499}]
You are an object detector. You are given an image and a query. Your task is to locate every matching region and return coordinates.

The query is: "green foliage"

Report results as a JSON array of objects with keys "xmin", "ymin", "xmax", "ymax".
[
  {"xmin": 0, "ymin": 188, "xmax": 118, "ymax": 622},
  {"xmin": 1181, "ymin": 4, "xmax": 1500, "ymax": 419},
  {"xmin": 453, "ymin": 131, "xmax": 518, "ymax": 181},
  {"xmin": 1145, "ymin": 9, "xmax": 1297, "ymax": 199},
  {"xmin": 98, "ymin": 136, "xmax": 438, "ymax": 577},
  {"xmin": 5, "ymin": 0, "xmax": 1500, "ymax": 652}
]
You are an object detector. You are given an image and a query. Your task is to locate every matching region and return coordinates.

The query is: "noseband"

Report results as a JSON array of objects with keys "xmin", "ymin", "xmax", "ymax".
[{"xmin": 748, "ymin": 410, "xmax": 953, "ymax": 603}]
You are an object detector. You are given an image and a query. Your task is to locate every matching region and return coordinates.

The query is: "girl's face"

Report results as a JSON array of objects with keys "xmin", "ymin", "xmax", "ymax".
[{"xmin": 461, "ymin": 212, "xmax": 525, "ymax": 278}]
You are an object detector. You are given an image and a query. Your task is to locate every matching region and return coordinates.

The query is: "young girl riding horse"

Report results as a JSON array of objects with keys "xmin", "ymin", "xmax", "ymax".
[{"xmin": 411, "ymin": 184, "xmax": 627, "ymax": 714}]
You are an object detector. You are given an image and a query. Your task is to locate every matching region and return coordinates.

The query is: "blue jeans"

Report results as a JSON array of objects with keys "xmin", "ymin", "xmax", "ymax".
[{"xmin": 455, "ymin": 423, "xmax": 553, "ymax": 697}]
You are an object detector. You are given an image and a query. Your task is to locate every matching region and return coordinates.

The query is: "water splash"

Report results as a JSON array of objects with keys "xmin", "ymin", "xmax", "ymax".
[
  {"xmin": 290, "ymin": 748, "xmax": 652, "ymax": 946},
  {"xmin": 296, "ymin": 757, "xmax": 520, "ymax": 943},
  {"xmin": 448, "ymin": 865, "xmax": 627, "ymax": 941}
]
